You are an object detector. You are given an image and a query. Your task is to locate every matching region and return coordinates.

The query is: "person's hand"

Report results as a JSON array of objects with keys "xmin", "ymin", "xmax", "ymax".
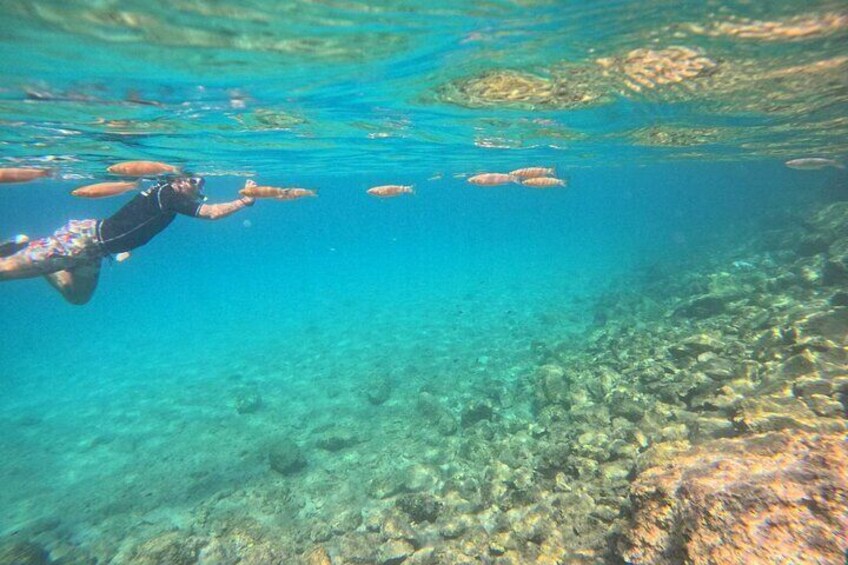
[{"xmin": 241, "ymin": 179, "xmax": 256, "ymax": 206}]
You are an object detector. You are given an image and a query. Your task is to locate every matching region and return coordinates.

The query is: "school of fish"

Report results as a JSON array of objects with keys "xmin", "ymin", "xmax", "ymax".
[
  {"xmin": 467, "ymin": 166, "xmax": 567, "ymax": 188},
  {"xmin": 3, "ymin": 154, "xmax": 844, "ymax": 217}
]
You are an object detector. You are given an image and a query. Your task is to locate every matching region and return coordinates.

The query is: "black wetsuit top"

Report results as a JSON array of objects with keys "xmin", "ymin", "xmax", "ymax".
[{"xmin": 97, "ymin": 183, "xmax": 202, "ymax": 254}]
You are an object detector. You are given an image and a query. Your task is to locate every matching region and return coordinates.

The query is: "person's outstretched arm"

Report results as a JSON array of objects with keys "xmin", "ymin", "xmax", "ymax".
[
  {"xmin": 197, "ymin": 196, "xmax": 254, "ymax": 220},
  {"xmin": 196, "ymin": 180, "xmax": 255, "ymax": 220}
]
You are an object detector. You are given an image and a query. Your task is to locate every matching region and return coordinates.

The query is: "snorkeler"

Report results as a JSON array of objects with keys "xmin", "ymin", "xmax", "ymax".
[{"xmin": 0, "ymin": 174, "xmax": 255, "ymax": 305}]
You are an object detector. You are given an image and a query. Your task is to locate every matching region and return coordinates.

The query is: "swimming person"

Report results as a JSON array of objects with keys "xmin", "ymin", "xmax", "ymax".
[{"xmin": 0, "ymin": 174, "xmax": 255, "ymax": 305}]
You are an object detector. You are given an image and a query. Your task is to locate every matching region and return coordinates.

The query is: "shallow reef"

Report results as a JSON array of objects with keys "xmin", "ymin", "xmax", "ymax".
[{"xmin": 3, "ymin": 201, "xmax": 848, "ymax": 563}]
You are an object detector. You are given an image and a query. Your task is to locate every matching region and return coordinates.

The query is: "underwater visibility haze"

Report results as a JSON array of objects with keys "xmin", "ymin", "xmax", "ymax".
[{"xmin": 0, "ymin": 1, "xmax": 847, "ymax": 563}]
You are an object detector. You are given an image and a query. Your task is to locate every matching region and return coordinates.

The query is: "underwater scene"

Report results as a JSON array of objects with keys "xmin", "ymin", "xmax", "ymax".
[{"xmin": 0, "ymin": 0, "xmax": 847, "ymax": 563}]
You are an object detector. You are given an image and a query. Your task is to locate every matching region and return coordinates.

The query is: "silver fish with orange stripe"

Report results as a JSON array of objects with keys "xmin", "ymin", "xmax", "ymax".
[
  {"xmin": 367, "ymin": 185, "xmax": 414, "ymax": 198},
  {"xmin": 71, "ymin": 180, "xmax": 139, "ymax": 198},
  {"xmin": 509, "ymin": 167, "xmax": 555, "ymax": 179},
  {"xmin": 467, "ymin": 173, "xmax": 518, "ymax": 186},
  {"xmin": 521, "ymin": 177, "xmax": 567, "ymax": 188}
]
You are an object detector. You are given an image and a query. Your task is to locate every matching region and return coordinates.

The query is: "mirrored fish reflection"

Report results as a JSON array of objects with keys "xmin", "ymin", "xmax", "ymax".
[
  {"xmin": 684, "ymin": 12, "xmax": 848, "ymax": 41},
  {"xmin": 0, "ymin": 167, "xmax": 51, "ymax": 184},
  {"xmin": 785, "ymin": 158, "xmax": 845, "ymax": 170}
]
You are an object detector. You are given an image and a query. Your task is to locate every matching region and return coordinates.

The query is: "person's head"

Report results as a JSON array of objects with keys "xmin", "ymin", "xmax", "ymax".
[{"xmin": 169, "ymin": 173, "xmax": 206, "ymax": 200}]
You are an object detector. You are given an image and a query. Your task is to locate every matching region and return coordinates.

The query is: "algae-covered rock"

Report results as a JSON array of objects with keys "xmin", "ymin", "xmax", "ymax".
[
  {"xmin": 417, "ymin": 391, "xmax": 458, "ymax": 436},
  {"xmin": 690, "ymin": 416, "xmax": 737, "ymax": 439},
  {"xmin": 792, "ymin": 376, "xmax": 834, "ymax": 397},
  {"xmin": 511, "ymin": 507, "xmax": 552, "ymax": 544},
  {"xmin": 126, "ymin": 531, "xmax": 204, "ymax": 565},
  {"xmin": 533, "ymin": 363, "xmax": 570, "ymax": 409},
  {"xmin": 199, "ymin": 525, "xmax": 288, "ymax": 564},
  {"xmin": 439, "ymin": 515, "xmax": 470, "ymax": 539},
  {"xmin": 667, "ymin": 333, "xmax": 726, "ymax": 361},
  {"xmin": 405, "ymin": 547, "xmax": 437, "ymax": 565},
  {"xmin": 396, "ymin": 493, "xmax": 442, "ymax": 524},
  {"xmin": 607, "ymin": 388, "xmax": 648, "ymax": 422},
  {"xmin": 269, "ymin": 438, "xmax": 307, "ymax": 475},
  {"xmin": 314, "ymin": 428, "xmax": 363, "ymax": 451},
  {"xmin": 799, "ymin": 307, "xmax": 848, "ymax": 342},
  {"xmin": 0, "ymin": 541, "xmax": 51, "ymax": 565},
  {"xmin": 234, "ymin": 387, "xmax": 262, "ymax": 414},
  {"xmin": 365, "ymin": 375, "xmax": 393, "ymax": 405},
  {"xmin": 734, "ymin": 394, "xmax": 836, "ymax": 433},
  {"xmin": 619, "ymin": 432, "xmax": 848, "ymax": 565},
  {"xmin": 535, "ymin": 442, "xmax": 572, "ymax": 477},
  {"xmin": 335, "ymin": 532, "xmax": 382, "ymax": 563},
  {"xmin": 692, "ymin": 355, "xmax": 738, "ymax": 382},
  {"xmin": 304, "ymin": 545, "xmax": 332, "ymax": 565},
  {"xmin": 805, "ymin": 393, "xmax": 845, "ymax": 418},
  {"xmin": 461, "ymin": 400, "xmax": 494, "ymax": 428},
  {"xmin": 368, "ymin": 470, "xmax": 406, "ymax": 499},
  {"xmin": 673, "ymin": 293, "xmax": 731, "ymax": 319},
  {"xmin": 806, "ymin": 201, "xmax": 848, "ymax": 236},
  {"xmin": 378, "ymin": 539, "xmax": 414, "ymax": 565}
]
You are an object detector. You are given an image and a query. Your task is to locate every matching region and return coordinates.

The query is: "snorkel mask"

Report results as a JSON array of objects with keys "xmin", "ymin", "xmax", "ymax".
[{"xmin": 188, "ymin": 175, "xmax": 207, "ymax": 201}]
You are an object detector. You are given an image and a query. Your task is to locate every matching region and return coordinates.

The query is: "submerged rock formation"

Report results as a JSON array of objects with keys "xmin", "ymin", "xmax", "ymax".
[{"xmin": 619, "ymin": 431, "xmax": 848, "ymax": 564}]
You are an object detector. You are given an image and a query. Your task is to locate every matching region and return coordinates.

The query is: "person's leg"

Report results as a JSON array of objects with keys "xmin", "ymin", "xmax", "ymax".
[
  {"xmin": 43, "ymin": 259, "xmax": 102, "ymax": 305},
  {"xmin": 0, "ymin": 252, "xmax": 56, "ymax": 280}
]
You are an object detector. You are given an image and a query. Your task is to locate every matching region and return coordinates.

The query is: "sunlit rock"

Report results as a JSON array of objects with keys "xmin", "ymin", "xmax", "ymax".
[{"xmin": 619, "ymin": 432, "xmax": 848, "ymax": 564}]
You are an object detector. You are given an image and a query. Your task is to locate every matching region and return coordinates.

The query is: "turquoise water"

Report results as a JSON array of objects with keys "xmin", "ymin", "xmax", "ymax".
[{"xmin": 1, "ymin": 1, "xmax": 847, "ymax": 563}]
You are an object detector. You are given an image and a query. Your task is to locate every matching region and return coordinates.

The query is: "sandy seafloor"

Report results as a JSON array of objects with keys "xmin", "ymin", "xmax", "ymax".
[{"xmin": 0, "ymin": 163, "xmax": 846, "ymax": 564}]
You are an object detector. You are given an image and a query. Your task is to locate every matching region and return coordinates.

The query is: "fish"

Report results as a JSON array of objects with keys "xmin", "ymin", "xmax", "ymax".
[
  {"xmin": 367, "ymin": 185, "xmax": 414, "ymax": 198},
  {"xmin": 71, "ymin": 180, "xmax": 139, "ymax": 198},
  {"xmin": 0, "ymin": 167, "xmax": 51, "ymax": 184},
  {"xmin": 240, "ymin": 184, "xmax": 317, "ymax": 200},
  {"xmin": 107, "ymin": 160, "xmax": 180, "ymax": 177},
  {"xmin": 784, "ymin": 158, "xmax": 844, "ymax": 170},
  {"xmin": 115, "ymin": 252, "xmax": 131, "ymax": 262},
  {"xmin": 467, "ymin": 173, "xmax": 519, "ymax": 186},
  {"xmin": 521, "ymin": 177, "xmax": 567, "ymax": 188},
  {"xmin": 509, "ymin": 167, "xmax": 555, "ymax": 179}
]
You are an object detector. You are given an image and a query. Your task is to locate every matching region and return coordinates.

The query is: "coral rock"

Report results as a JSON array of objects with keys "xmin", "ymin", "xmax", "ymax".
[
  {"xmin": 234, "ymin": 387, "xmax": 262, "ymax": 414},
  {"xmin": 304, "ymin": 546, "xmax": 332, "ymax": 565},
  {"xmin": 396, "ymin": 493, "xmax": 442, "ymax": 524},
  {"xmin": 673, "ymin": 293, "xmax": 730, "ymax": 319},
  {"xmin": 620, "ymin": 432, "xmax": 848, "ymax": 565},
  {"xmin": 461, "ymin": 400, "xmax": 495, "ymax": 427},
  {"xmin": 127, "ymin": 531, "xmax": 205, "ymax": 565},
  {"xmin": 735, "ymin": 395, "xmax": 846, "ymax": 433},
  {"xmin": 378, "ymin": 539, "xmax": 414, "ymax": 565},
  {"xmin": 314, "ymin": 429, "xmax": 363, "ymax": 451},
  {"xmin": 268, "ymin": 438, "xmax": 307, "ymax": 475},
  {"xmin": 365, "ymin": 376, "xmax": 393, "ymax": 405}
]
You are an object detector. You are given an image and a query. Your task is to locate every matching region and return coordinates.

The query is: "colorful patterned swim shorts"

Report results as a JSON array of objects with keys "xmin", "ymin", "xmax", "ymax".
[{"xmin": 22, "ymin": 219, "xmax": 104, "ymax": 271}]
